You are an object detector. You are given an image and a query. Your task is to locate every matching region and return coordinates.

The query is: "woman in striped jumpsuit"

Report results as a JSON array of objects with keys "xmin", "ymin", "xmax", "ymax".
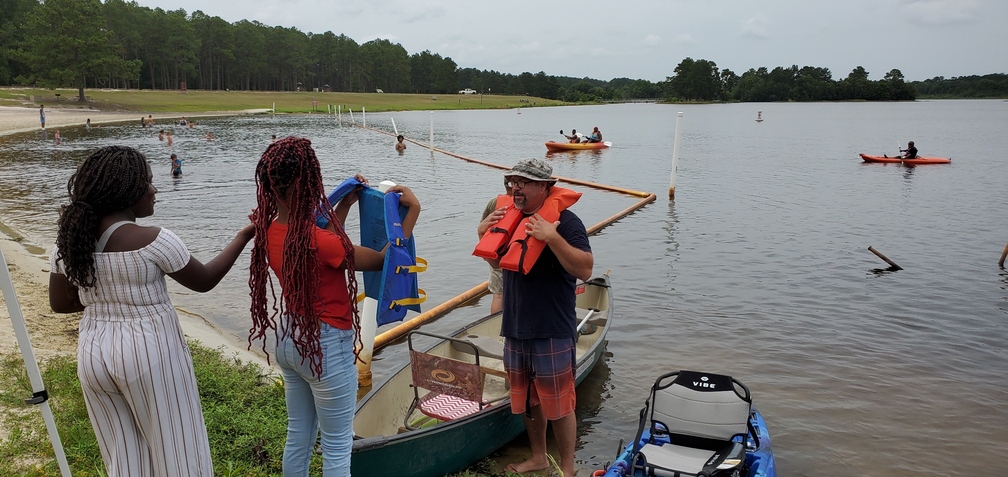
[{"xmin": 48, "ymin": 145, "xmax": 255, "ymax": 476}]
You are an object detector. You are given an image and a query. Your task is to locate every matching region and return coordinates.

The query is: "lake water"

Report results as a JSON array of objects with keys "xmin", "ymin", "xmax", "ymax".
[{"xmin": 1, "ymin": 100, "xmax": 1007, "ymax": 476}]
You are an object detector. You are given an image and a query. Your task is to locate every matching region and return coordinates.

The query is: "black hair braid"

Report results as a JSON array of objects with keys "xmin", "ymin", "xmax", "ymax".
[{"xmin": 55, "ymin": 146, "xmax": 150, "ymax": 288}]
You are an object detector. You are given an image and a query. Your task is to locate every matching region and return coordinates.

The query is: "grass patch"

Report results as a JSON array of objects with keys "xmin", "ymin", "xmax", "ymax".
[
  {"xmin": 0, "ymin": 342, "xmax": 310, "ymax": 476},
  {"xmin": 0, "ymin": 342, "xmax": 516, "ymax": 476},
  {"xmin": 0, "ymin": 87, "xmax": 565, "ymax": 114}
]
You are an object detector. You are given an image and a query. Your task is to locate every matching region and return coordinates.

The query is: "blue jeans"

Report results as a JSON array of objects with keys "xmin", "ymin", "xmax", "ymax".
[{"xmin": 276, "ymin": 321, "xmax": 357, "ymax": 477}]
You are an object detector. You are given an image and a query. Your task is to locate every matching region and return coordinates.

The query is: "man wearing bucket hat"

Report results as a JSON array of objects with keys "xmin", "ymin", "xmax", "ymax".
[{"xmin": 494, "ymin": 158, "xmax": 593, "ymax": 477}]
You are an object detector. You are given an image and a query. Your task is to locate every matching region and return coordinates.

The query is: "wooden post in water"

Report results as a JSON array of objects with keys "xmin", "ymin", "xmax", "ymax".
[
  {"xmin": 337, "ymin": 105, "xmax": 342, "ymax": 124},
  {"xmin": 362, "ymin": 107, "xmax": 366, "ymax": 128},
  {"xmin": 429, "ymin": 111, "xmax": 434, "ymax": 152},
  {"xmin": 669, "ymin": 112, "xmax": 683, "ymax": 199},
  {"xmin": 348, "ymin": 108, "xmax": 354, "ymax": 125},
  {"xmin": 868, "ymin": 246, "xmax": 902, "ymax": 270},
  {"xmin": 391, "ymin": 117, "xmax": 398, "ymax": 136},
  {"xmin": 999, "ymin": 242, "xmax": 1008, "ymax": 268}
]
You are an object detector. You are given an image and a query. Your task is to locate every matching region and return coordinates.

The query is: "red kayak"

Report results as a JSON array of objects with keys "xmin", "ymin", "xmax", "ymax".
[
  {"xmin": 546, "ymin": 141, "xmax": 610, "ymax": 152},
  {"xmin": 859, "ymin": 153, "xmax": 951, "ymax": 165}
]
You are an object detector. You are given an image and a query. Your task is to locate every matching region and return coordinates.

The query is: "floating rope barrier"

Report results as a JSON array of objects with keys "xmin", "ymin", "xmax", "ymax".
[{"xmin": 357, "ymin": 124, "xmax": 655, "ymax": 351}]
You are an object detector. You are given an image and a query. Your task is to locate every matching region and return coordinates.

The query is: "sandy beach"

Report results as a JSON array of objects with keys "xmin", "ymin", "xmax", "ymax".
[{"xmin": 0, "ymin": 103, "xmax": 271, "ymax": 370}]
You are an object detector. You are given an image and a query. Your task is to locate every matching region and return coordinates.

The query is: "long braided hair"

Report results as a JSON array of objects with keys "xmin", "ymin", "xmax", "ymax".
[
  {"xmin": 248, "ymin": 137, "xmax": 363, "ymax": 377},
  {"xmin": 54, "ymin": 146, "xmax": 150, "ymax": 288}
]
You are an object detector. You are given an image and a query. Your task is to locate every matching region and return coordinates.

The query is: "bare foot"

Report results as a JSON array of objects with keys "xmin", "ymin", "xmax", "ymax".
[{"xmin": 505, "ymin": 457, "xmax": 552, "ymax": 475}]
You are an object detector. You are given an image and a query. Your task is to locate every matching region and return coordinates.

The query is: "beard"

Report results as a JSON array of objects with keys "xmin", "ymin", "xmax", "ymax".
[{"xmin": 512, "ymin": 193, "xmax": 527, "ymax": 210}]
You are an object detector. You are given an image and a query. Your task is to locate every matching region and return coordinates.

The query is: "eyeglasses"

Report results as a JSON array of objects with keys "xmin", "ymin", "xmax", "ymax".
[{"xmin": 506, "ymin": 178, "xmax": 537, "ymax": 189}]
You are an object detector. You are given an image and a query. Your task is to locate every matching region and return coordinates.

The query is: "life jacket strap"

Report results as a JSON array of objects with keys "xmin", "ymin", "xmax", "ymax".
[
  {"xmin": 390, "ymin": 288, "xmax": 427, "ymax": 309},
  {"xmin": 395, "ymin": 257, "xmax": 428, "ymax": 275},
  {"xmin": 516, "ymin": 239, "xmax": 530, "ymax": 273}
]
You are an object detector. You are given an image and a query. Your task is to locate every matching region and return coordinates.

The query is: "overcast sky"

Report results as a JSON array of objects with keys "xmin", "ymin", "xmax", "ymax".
[{"xmin": 130, "ymin": 0, "xmax": 1005, "ymax": 83}]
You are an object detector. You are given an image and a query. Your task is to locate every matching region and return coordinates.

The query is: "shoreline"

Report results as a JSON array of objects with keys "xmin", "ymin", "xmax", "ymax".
[
  {"xmin": 0, "ymin": 105, "xmax": 273, "ymax": 373},
  {"xmin": 0, "ymin": 104, "xmax": 272, "ymax": 138}
]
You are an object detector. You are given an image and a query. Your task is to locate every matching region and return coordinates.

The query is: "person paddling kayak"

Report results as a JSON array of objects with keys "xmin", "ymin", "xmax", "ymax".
[
  {"xmin": 901, "ymin": 141, "xmax": 918, "ymax": 159},
  {"xmin": 562, "ymin": 129, "xmax": 581, "ymax": 143}
]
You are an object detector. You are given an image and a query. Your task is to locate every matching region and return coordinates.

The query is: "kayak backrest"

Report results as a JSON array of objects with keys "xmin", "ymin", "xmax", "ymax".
[
  {"xmin": 630, "ymin": 370, "xmax": 753, "ymax": 476},
  {"xmin": 652, "ymin": 370, "xmax": 751, "ymax": 442}
]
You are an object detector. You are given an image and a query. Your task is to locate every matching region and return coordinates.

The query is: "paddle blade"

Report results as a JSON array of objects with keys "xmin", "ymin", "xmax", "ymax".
[{"xmin": 603, "ymin": 141, "xmax": 613, "ymax": 147}]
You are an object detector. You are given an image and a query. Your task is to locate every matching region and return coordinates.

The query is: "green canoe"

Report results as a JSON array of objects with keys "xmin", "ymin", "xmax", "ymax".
[{"xmin": 351, "ymin": 274, "xmax": 613, "ymax": 477}]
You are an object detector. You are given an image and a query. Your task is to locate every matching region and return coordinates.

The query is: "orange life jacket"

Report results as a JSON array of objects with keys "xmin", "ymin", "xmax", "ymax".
[
  {"xmin": 473, "ymin": 195, "xmax": 519, "ymax": 260},
  {"xmin": 472, "ymin": 187, "xmax": 581, "ymax": 274}
]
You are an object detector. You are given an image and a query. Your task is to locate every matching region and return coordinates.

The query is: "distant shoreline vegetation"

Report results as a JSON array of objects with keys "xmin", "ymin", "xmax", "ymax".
[{"xmin": 1, "ymin": 0, "xmax": 1005, "ymax": 105}]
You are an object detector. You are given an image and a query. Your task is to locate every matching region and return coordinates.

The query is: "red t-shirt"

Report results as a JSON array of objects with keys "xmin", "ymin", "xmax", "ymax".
[{"xmin": 267, "ymin": 222, "xmax": 352, "ymax": 329}]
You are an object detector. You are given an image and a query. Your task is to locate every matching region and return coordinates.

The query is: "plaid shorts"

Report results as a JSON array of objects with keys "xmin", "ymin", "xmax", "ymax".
[{"xmin": 503, "ymin": 337, "xmax": 576, "ymax": 420}]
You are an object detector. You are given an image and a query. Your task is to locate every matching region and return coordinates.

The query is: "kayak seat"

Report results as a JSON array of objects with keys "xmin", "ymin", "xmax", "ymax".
[
  {"xmin": 630, "ymin": 370, "xmax": 752, "ymax": 477},
  {"xmin": 404, "ymin": 331, "xmax": 488, "ymax": 430}
]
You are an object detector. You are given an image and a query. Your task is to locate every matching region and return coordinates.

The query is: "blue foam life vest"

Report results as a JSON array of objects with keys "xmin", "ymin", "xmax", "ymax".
[{"xmin": 317, "ymin": 177, "xmax": 426, "ymax": 326}]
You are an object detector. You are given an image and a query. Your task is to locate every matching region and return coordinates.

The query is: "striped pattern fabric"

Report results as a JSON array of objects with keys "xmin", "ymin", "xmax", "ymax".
[
  {"xmin": 52, "ymin": 228, "xmax": 213, "ymax": 476},
  {"xmin": 418, "ymin": 392, "xmax": 482, "ymax": 420}
]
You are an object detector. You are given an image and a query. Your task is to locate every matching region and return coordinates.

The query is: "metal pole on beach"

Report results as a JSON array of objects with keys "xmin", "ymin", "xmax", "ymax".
[
  {"xmin": 0, "ymin": 249, "xmax": 72, "ymax": 476},
  {"xmin": 669, "ymin": 112, "xmax": 683, "ymax": 200}
]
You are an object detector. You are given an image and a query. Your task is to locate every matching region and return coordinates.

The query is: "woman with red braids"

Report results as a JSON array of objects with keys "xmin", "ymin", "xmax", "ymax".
[{"xmin": 248, "ymin": 137, "xmax": 419, "ymax": 476}]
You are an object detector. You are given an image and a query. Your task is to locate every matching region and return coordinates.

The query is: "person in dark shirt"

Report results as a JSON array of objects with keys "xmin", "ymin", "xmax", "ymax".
[
  {"xmin": 490, "ymin": 158, "xmax": 593, "ymax": 477},
  {"xmin": 902, "ymin": 141, "xmax": 918, "ymax": 159}
]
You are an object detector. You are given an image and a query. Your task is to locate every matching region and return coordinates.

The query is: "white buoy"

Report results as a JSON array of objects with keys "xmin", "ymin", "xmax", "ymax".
[
  {"xmin": 362, "ymin": 107, "xmax": 366, "ymax": 128},
  {"xmin": 1, "ymin": 248, "xmax": 72, "ymax": 477},
  {"xmin": 669, "ymin": 112, "xmax": 683, "ymax": 200},
  {"xmin": 356, "ymin": 297, "xmax": 378, "ymax": 387},
  {"xmin": 356, "ymin": 179, "xmax": 397, "ymax": 387}
]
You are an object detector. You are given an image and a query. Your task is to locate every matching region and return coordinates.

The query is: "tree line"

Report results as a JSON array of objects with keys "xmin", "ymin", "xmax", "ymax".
[{"xmin": 0, "ymin": 0, "xmax": 1004, "ymax": 103}]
